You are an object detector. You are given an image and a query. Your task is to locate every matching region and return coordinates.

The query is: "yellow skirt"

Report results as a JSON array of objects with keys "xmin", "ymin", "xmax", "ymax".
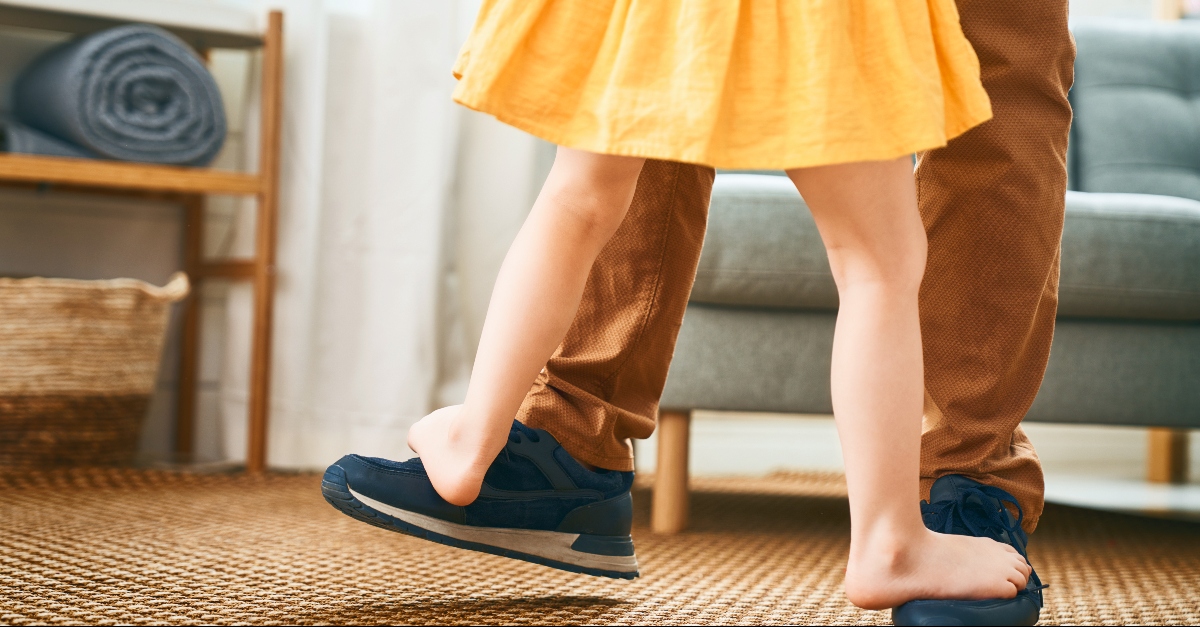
[{"xmin": 452, "ymin": 0, "xmax": 991, "ymax": 170}]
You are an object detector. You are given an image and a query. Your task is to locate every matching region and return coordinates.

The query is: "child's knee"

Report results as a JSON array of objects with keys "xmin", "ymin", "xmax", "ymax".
[
  {"xmin": 540, "ymin": 164, "xmax": 642, "ymax": 239},
  {"xmin": 545, "ymin": 185, "xmax": 629, "ymax": 240},
  {"xmin": 829, "ymin": 235, "xmax": 926, "ymax": 296}
]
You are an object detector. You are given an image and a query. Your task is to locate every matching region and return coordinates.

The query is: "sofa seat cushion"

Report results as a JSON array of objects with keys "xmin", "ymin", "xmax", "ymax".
[
  {"xmin": 692, "ymin": 174, "xmax": 837, "ymax": 311},
  {"xmin": 692, "ymin": 175, "xmax": 1200, "ymax": 321},
  {"xmin": 1059, "ymin": 191, "xmax": 1200, "ymax": 320}
]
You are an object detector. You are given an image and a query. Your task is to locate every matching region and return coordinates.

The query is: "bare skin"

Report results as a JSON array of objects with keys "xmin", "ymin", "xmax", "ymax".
[
  {"xmin": 408, "ymin": 148, "xmax": 1029, "ymax": 607},
  {"xmin": 408, "ymin": 148, "xmax": 645, "ymax": 506},
  {"xmin": 787, "ymin": 158, "xmax": 1030, "ymax": 609}
]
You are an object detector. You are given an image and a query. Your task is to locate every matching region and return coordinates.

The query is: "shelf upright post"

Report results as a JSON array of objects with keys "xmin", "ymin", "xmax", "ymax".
[
  {"xmin": 246, "ymin": 10, "xmax": 284, "ymax": 473},
  {"xmin": 176, "ymin": 194, "xmax": 205, "ymax": 459},
  {"xmin": 176, "ymin": 47, "xmax": 212, "ymax": 462}
]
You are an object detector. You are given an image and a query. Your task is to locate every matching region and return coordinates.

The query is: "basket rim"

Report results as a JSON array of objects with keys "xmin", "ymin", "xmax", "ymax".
[{"xmin": 0, "ymin": 273, "xmax": 189, "ymax": 302}]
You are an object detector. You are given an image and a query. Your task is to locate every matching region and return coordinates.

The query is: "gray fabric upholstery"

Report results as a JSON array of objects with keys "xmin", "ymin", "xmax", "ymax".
[
  {"xmin": 1070, "ymin": 19, "xmax": 1200, "ymax": 201},
  {"xmin": 1060, "ymin": 191, "xmax": 1200, "ymax": 320},
  {"xmin": 667, "ymin": 174, "xmax": 1200, "ymax": 425},
  {"xmin": 1027, "ymin": 319, "xmax": 1200, "ymax": 427},
  {"xmin": 691, "ymin": 175, "xmax": 837, "ymax": 311},
  {"xmin": 670, "ymin": 21, "xmax": 1200, "ymax": 428},
  {"xmin": 693, "ymin": 175, "xmax": 1200, "ymax": 321},
  {"xmin": 662, "ymin": 307, "xmax": 1200, "ymax": 427},
  {"xmin": 661, "ymin": 304, "xmax": 834, "ymax": 414}
]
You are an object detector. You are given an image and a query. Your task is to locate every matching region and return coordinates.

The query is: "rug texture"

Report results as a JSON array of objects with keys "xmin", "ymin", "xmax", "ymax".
[{"xmin": 1, "ymin": 469, "xmax": 1198, "ymax": 625}]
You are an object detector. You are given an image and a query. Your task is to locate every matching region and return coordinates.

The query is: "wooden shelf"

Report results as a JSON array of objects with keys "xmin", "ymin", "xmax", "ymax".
[
  {"xmin": 0, "ymin": 0, "xmax": 262, "ymax": 49},
  {"xmin": 0, "ymin": 153, "xmax": 262, "ymax": 195},
  {"xmin": 0, "ymin": 8, "xmax": 285, "ymax": 472}
]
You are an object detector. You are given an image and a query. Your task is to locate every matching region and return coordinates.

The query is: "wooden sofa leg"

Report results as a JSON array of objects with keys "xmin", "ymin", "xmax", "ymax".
[
  {"xmin": 652, "ymin": 410, "xmax": 691, "ymax": 534},
  {"xmin": 1148, "ymin": 428, "xmax": 1189, "ymax": 484}
]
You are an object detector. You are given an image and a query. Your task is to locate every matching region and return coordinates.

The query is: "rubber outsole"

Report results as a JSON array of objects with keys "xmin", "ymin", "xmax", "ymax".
[
  {"xmin": 892, "ymin": 594, "xmax": 1041, "ymax": 626},
  {"xmin": 320, "ymin": 465, "xmax": 639, "ymax": 580}
]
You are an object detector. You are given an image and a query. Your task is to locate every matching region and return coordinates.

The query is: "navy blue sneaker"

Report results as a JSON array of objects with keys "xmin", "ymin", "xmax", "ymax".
[
  {"xmin": 321, "ymin": 421, "xmax": 638, "ymax": 579},
  {"xmin": 892, "ymin": 475, "xmax": 1046, "ymax": 626}
]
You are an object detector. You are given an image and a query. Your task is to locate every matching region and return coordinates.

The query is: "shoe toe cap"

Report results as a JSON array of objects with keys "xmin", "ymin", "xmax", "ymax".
[{"xmin": 329, "ymin": 454, "xmax": 465, "ymax": 524}]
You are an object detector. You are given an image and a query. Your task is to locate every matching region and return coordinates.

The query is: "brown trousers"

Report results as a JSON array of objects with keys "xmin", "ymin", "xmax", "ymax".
[{"xmin": 518, "ymin": 0, "xmax": 1074, "ymax": 533}]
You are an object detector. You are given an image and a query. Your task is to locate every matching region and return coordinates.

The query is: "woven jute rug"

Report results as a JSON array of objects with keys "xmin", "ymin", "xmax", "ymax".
[{"xmin": 1, "ymin": 469, "xmax": 1198, "ymax": 625}]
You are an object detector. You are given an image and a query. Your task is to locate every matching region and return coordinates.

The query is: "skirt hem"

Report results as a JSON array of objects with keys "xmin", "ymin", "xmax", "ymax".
[{"xmin": 453, "ymin": 89, "xmax": 989, "ymax": 170}]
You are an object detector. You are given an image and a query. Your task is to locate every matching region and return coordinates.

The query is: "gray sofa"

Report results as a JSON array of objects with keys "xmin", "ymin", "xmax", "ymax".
[{"xmin": 653, "ymin": 18, "xmax": 1200, "ymax": 531}]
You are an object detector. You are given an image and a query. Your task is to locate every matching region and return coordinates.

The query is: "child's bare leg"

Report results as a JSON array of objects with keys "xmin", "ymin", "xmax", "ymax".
[
  {"xmin": 787, "ymin": 158, "xmax": 1031, "ymax": 609},
  {"xmin": 408, "ymin": 148, "xmax": 645, "ymax": 506}
]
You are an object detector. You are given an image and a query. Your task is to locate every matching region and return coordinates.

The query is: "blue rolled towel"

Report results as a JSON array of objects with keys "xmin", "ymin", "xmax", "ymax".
[
  {"xmin": 0, "ymin": 117, "xmax": 94, "ymax": 159},
  {"xmin": 11, "ymin": 24, "xmax": 227, "ymax": 166}
]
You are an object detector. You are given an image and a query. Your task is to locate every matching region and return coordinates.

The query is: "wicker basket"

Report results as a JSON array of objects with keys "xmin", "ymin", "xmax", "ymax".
[{"xmin": 0, "ymin": 273, "xmax": 189, "ymax": 468}]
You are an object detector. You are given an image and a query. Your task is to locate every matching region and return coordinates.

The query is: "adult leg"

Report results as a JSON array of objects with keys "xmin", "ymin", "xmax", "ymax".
[
  {"xmin": 788, "ymin": 158, "xmax": 1029, "ymax": 610},
  {"xmin": 917, "ymin": 0, "xmax": 1074, "ymax": 533},
  {"xmin": 518, "ymin": 161, "xmax": 715, "ymax": 471},
  {"xmin": 408, "ymin": 148, "xmax": 645, "ymax": 505}
]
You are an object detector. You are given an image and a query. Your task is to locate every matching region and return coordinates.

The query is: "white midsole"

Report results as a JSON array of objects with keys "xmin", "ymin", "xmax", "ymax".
[{"xmin": 349, "ymin": 486, "xmax": 638, "ymax": 573}]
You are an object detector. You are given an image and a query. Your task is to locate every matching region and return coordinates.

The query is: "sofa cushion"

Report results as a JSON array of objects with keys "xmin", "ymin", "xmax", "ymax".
[
  {"xmin": 662, "ymin": 304, "xmax": 1200, "ymax": 425},
  {"xmin": 692, "ymin": 175, "xmax": 1200, "ymax": 321},
  {"xmin": 1071, "ymin": 19, "xmax": 1200, "ymax": 201},
  {"xmin": 691, "ymin": 174, "xmax": 837, "ymax": 311},
  {"xmin": 1059, "ymin": 191, "xmax": 1200, "ymax": 320}
]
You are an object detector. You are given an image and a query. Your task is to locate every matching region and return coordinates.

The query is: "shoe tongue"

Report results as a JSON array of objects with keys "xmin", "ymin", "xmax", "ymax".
[{"xmin": 509, "ymin": 419, "xmax": 548, "ymax": 444}]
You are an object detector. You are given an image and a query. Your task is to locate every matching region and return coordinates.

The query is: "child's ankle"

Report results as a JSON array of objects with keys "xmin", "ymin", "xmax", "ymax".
[
  {"xmin": 843, "ymin": 521, "xmax": 931, "ymax": 609},
  {"xmin": 848, "ymin": 517, "xmax": 927, "ymax": 566},
  {"xmin": 443, "ymin": 406, "xmax": 513, "ymax": 468}
]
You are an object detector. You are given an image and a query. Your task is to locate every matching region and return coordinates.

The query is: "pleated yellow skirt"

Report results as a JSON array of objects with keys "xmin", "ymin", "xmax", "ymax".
[{"xmin": 452, "ymin": 0, "xmax": 992, "ymax": 170}]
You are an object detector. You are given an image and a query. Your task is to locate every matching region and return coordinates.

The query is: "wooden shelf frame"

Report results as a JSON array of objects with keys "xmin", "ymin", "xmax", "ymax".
[
  {"xmin": 0, "ymin": 153, "xmax": 263, "ymax": 194},
  {"xmin": 0, "ymin": 9, "xmax": 284, "ymax": 473},
  {"xmin": 0, "ymin": 1, "xmax": 263, "ymax": 49}
]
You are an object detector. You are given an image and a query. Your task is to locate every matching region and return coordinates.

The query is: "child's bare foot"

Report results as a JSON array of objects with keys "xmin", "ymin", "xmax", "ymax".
[
  {"xmin": 406, "ymin": 405, "xmax": 497, "ymax": 506},
  {"xmin": 844, "ymin": 526, "xmax": 1032, "ymax": 610}
]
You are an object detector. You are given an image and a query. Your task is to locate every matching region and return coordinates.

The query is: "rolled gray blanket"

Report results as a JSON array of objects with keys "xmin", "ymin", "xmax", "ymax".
[
  {"xmin": 0, "ymin": 117, "xmax": 94, "ymax": 159},
  {"xmin": 12, "ymin": 24, "xmax": 226, "ymax": 166}
]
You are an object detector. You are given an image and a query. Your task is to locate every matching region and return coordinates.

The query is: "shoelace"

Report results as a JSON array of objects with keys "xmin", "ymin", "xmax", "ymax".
[
  {"xmin": 493, "ymin": 421, "xmax": 543, "ymax": 465},
  {"xmin": 921, "ymin": 483, "xmax": 1048, "ymax": 594},
  {"xmin": 921, "ymin": 483, "xmax": 1026, "ymax": 548}
]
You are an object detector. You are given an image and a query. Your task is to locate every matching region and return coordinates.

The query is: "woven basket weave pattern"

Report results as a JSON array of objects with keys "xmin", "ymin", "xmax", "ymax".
[{"xmin": 0, "ymin": 274, "xmax": 188, "ymax": 467}]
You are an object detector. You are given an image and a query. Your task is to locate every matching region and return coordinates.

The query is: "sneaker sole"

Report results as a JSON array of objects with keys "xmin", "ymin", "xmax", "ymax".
[
  {"xmin": 321, "ymin": 465, "xmax": 639, "ymax": 580},
  {"xmin": 892, "ymin": 595, "xmax": 1041, "ymax": 626}
]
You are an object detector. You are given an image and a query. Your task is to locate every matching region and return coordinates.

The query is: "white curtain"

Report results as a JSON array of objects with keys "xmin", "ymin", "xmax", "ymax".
[{"xmin": 214, "ymin": 0, "xmax": 549, "ymax": 469}]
